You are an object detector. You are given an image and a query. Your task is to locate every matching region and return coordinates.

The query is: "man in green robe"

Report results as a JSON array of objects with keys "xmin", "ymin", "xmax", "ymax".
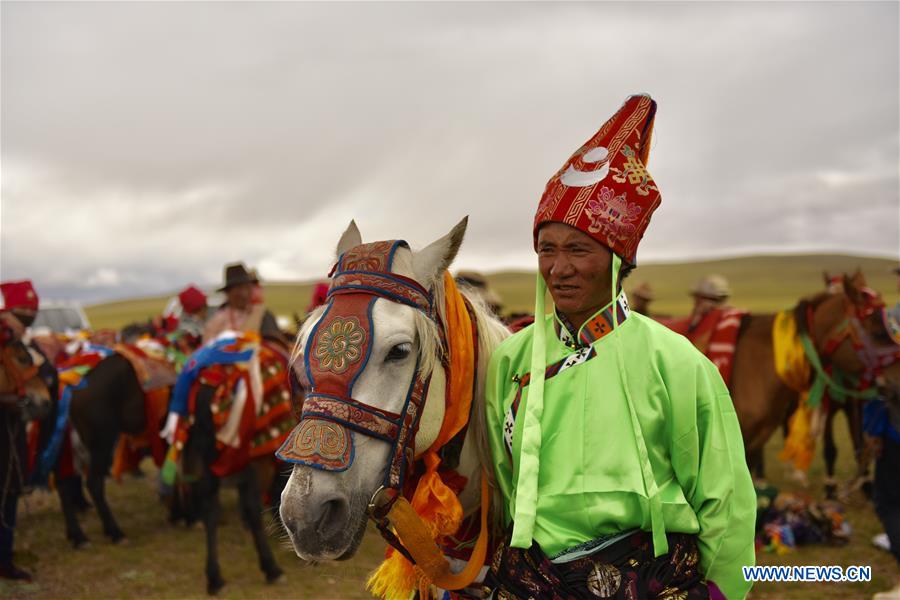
[{"xmin": 485, "ymin": 95, "xmax": 756, "ymax": 599}]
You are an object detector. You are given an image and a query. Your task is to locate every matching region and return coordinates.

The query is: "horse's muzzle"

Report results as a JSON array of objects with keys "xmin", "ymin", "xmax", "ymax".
[{"xmin": 279, "ymin": 468, "xmax": 365, "ymax": 561}]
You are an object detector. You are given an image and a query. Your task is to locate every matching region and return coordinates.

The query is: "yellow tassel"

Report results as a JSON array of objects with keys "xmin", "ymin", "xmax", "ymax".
[
  {"xmin": 779, "ymin": 397, "xmax": 814, "ymax": 471},
  {"xmin": 772, "ymin": 311, "xmax": 811, "ymax": 394},
  {"xmin": 366, "ymin": 552, "xmax": 418, "ymax": 599}
]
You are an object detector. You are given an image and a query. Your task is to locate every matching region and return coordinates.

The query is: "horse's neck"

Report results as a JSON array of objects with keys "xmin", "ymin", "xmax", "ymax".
[
  {"xmin": 420, "ymin": 284, "xmax": 510, "ymax": 517},
  {"xmin": 417, "ymin": 363, "xmax": 483, "ymax": 515},
  {"xmin": 456, "ymin": 427, "xmax": 484, "ymax": 515}
]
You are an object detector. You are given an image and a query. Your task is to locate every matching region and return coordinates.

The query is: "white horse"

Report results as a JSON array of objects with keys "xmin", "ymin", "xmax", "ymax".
[{"xmin": 278, "ymin": 218, "xmax": 508, "ymax": 588}]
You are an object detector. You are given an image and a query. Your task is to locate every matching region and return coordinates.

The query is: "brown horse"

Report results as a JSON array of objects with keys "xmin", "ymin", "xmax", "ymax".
[
  {"xmin": 819, "ymin": 272, "xmax": 878, "ymax": 496},
  {"xmin": 731, "ymin": 273, "xmax": 900, "ymax": 478},
  {"xmin": 32, "ymin": 342, "xmax": 176, "ymax": 548}
]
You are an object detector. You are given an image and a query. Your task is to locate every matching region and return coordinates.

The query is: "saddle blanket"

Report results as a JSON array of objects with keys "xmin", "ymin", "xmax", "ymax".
[{"xmin": 659, "ymin": 308, "xmax": 748, "ymax": 386}]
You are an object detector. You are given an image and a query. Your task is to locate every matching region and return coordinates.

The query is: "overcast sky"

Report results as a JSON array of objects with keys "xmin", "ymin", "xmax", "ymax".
[{"xmin": 2, "ymin": 1, "xmax": 898, "ymax": 303}]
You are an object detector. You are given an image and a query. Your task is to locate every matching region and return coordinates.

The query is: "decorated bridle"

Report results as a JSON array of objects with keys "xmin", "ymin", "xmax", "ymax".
[
  {"xmin": 276, "ymin": 239, "xmax": 445, "ymax": 504},
  {"xmin": 802, "ymin": 288, "xmax": 900, "ymax": 399},
  {"xmin": 0, "ymin": 340, "xmax": 39, "ymax": 397},
  {"xmin": 276, "ymin": 238, "xmax": 495, "ymax": 591}
]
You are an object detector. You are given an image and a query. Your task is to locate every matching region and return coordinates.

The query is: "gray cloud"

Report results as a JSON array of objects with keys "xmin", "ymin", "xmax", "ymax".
[{"xmin": 1, "ymin": 1, "xmax": 897, "ymax": 303}]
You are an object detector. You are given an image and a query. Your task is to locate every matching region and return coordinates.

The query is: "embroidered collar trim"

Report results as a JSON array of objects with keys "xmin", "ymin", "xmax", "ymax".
[{"xmin": 554, "ymin": 291, "xmax": 631, "ymax": 349}]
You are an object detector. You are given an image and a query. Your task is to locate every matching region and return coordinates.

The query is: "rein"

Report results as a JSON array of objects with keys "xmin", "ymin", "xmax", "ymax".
[{"xmin": 276, "ymin": 240, "xmax": 490, "ymax": 592}]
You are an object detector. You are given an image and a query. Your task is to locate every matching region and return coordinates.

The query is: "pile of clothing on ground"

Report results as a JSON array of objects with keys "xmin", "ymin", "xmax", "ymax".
[{"xmin": 755, "ymin": 484, "xmax": 852, "ymax": 554}]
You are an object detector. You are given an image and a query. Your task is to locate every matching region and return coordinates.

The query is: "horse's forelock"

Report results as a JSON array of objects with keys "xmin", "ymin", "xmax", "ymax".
[{"xmin": 292, "ymin": 305, "xmax": 327, "ymax": 370}]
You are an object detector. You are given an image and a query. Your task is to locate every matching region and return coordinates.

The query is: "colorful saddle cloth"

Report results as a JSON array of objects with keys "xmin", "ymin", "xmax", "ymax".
[
  {"xmin": 162, "ymin": 333, "xmax": 295, "ymax": 483},
  {"xmin": 31, "ymin": 341, "xmax": 180, "ymax": 483},
  {"xmin": 659, "ymin": 308, "xmax": 748, "ymax": 386}
]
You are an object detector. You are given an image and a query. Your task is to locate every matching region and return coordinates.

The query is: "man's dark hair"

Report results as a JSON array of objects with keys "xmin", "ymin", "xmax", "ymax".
[{"xmin": 616, "ymin": 261, "xmax": 636, "ymax": 292}]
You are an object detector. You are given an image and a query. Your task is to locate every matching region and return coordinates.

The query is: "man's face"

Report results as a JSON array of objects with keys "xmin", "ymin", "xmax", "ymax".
[
  {"xmin": 537, "ymin": 223, "xmax": 613, "ymax": 325},
  {"xmin": 227, "ymin": 283, "xmax": 253, "ymax": 310}
]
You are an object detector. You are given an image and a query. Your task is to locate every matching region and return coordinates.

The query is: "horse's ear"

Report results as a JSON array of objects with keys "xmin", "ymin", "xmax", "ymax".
[
  {"xmin": 336, "ymin": 220, "xmax": 362, "ymax": 259},
  {"xmin": 842, "ymin": 269, "xmax": 868, "ymax": 297},
  {"xmin": 842, "ymin": 272, "xmax": 864, "ymax": 305},
  {"xmin": 822, "ymin": 271, "xmax": 831, "ymax": 287},
  {"xmin": 412, "ymin": 217, "xmax": 468, "ymax": 287}
]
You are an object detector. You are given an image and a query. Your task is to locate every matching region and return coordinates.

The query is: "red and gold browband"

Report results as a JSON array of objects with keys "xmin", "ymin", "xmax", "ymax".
[{"xmin": 329, "ymin": 270, "xmax": 433, "ymax": 315}]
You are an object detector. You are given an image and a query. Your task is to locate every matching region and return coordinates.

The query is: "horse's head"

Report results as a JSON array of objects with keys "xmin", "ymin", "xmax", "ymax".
[
  {"xmin": 0, "ymin": 331, "xmax": 52, "ymax": 420},
  {"xmin": 802, "ymin": 271, "xmax": 899, "ymax": 384},
  {"xmin": 278, "ymin": 218, "xmax": 470, "ymax": 562}
]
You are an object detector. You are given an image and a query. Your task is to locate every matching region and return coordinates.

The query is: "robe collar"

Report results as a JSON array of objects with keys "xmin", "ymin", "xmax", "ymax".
[{"xmin": 554, "ymin": 291, "xmax": 632, "ymax": 349}]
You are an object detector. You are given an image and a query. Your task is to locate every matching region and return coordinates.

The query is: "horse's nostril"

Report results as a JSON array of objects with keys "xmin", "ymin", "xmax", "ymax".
[{"xmin": 316, "ymin": 497, "xmax": 350, "ymax": 539}]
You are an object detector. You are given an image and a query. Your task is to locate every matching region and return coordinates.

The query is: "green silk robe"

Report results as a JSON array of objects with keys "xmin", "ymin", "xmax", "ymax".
[{"xmin": 486, "ymin": 302, "xmax": 756, "ymax": 599}]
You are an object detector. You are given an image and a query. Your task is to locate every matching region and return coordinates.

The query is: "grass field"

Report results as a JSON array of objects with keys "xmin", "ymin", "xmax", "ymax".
[
  {"xmin": 83, "ymin": 254, "xmax": 899, "ymax": 331},
  {"xmin": 2, "ymin": 415, "xmax": 896, "ymax": 599},
  {"xmin": 12, "ymin": 252, "xmax": 896, "ymax": 599}
]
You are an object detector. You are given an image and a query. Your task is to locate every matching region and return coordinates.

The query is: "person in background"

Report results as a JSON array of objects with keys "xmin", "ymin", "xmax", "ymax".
[
  {"xmin": 176, "ymin": 285, "xmax": 208, "ymax": 338},
  {"xmin": 687, "ymin": 275, "xmax": 731, "ymax": 333},
  {"xmin": 249, "ymin": 268, "xmax": 265, "ymax": 305},
  {"xmin": 203, "ymin": 263, "xmax": 286, "ymax": 347},
  {"xmin": 629, "ymin": 281, "xmax": 655, "ymax": 316},
  {"xmin": 867, "ymin": 268, "xmax": 900, "ymax": 600},
  {"xmin": 455, "ymin": 270, "xmax": 504, "ymax": 316},
  {"xmin": 0, "ymin": 280, "xmax": 55, "ymax": 582}
]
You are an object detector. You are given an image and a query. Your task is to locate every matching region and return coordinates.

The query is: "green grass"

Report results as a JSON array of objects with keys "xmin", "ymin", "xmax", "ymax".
[
  {"xmin": 5, "ymin": 475, "xmax": 384, "ymax": 599},
  {"xmin": 84, "ymin": 254, "xmax": 899, "ymax": 330},
  {"xmin": 3, "ymin": 413, "xmax": 895, "ymax": 599}
]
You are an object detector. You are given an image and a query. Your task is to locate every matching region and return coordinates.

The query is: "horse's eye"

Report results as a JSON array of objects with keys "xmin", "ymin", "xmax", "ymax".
[{"xmin": 386, "ymin": 343, "xmax": 412, "ymax": 363}]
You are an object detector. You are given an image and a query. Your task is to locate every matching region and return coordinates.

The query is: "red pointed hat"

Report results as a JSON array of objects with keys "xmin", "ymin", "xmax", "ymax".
[
  {"xmin": 0, "ymin": 280, "xmax": 39, "ymax": 313},
  {"xmin": 534, "ymin": 94, "xmax": 661, "ymax": 265},
  {"xmin": 178, "ymin": 285, "xmax": 207, "ymax": 315}
]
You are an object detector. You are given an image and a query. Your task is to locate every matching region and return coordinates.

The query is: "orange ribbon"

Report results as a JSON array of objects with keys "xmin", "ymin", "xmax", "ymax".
[{"xmin": 368, "ymin": 272, "xmax": 485, "ymax": 598}]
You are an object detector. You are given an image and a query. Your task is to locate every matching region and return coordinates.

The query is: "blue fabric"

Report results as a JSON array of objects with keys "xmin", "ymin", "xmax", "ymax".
[
  {"xmin": 35, "ymin": 376, "xmax": 88, "ymax": 484},
  {"xmin": 169, "ymin": 337, "xmax": 254, "ymax": 416},
  {"xmin": 864, "ymin": 399, "xmax": 900, "ymax": 443},
  {"xmin": 81, "ymin": 343, "xmax": 115, "ymax": 357}
]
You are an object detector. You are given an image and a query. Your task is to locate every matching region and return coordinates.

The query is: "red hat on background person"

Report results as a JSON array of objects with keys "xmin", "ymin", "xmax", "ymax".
[
  {"xmin": 0, "ymin": 280, "xmax": 39, "ymax": 343},
  {"xmin": 0, "ymin": 281, "xmax": 39, "ymax": 315},
  {"xmin": 306, "ymin": 282, "xmax": 329, "ymax": 314},
  {"xmin": 534, "ymin": 94, "xmax": 661, "ymax": 266},
  {"xmin": 178, "ymin": 285, "xmax": 207, "ymax": 315}
]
